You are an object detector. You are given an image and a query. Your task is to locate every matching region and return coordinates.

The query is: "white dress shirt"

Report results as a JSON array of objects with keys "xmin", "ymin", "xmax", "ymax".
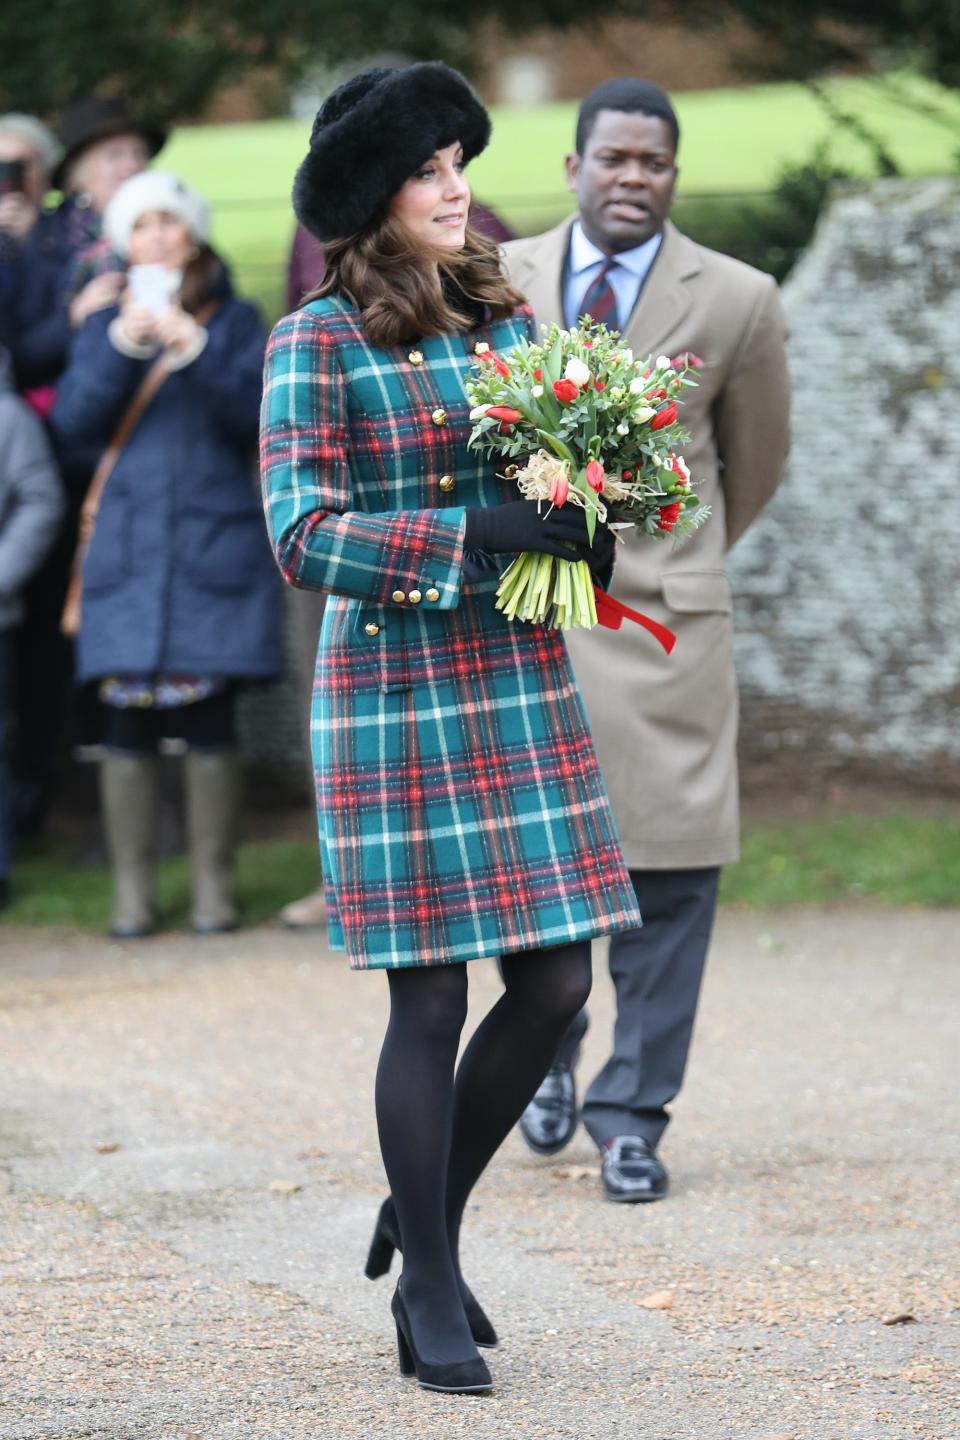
[{"xmin": 563, "ymin": 221, "xmax": 664, "ymax": 331}]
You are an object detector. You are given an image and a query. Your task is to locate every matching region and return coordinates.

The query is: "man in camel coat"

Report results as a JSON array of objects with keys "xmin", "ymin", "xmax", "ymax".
[{"xmin": 503, "ymin": 77, "xmax": 791, "ymax": 1202}]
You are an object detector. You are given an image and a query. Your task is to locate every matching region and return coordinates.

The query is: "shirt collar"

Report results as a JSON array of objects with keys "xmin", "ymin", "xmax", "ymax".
[{"xmin": 569, "ymin": 219, "xmax": 663, "ymax": 279}]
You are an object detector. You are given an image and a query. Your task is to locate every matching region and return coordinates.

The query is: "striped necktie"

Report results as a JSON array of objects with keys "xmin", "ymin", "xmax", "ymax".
[{"xmin": 578, "ymin": 262, "xmax": 620, "ymax": 330}]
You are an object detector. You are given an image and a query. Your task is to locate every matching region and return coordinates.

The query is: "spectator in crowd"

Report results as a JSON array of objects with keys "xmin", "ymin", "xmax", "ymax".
[
  {"xmin": 51, "ymin": 172, "xmax": 281, "ymax": 937},
  {"xmin": 503, "ymin": 77, "xmax": 790, "ymax": 1203},
  {"xmin": 8, "ymin": 98, "xmax": 164, "ymax": 393},
  {"xmin": 0, "ymin": 114, "xmax": 61, "ymax": 352},
  {"xmin": 277, "ymin": 197, "xmax": 517, "ymax": 932},
  {"xmin": 7, "ymin": 98, "xmax": 163, "ymax": 841},
  {"xmin": 0, "ymin": 344, "xmax": 63, "ymax": 908}
]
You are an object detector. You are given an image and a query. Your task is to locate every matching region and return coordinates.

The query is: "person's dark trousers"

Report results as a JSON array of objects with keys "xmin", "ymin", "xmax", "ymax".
[
  {"xmin": 0, "ymin": 631, "xmax": 11, "ymax": 888},
  {"xmin": 554, "ymin": 866, "xmax": 721, "ymax": 1149},
  {"xmin": 11, "ymin": 518, "xmax": 76, "ymax": 835}
]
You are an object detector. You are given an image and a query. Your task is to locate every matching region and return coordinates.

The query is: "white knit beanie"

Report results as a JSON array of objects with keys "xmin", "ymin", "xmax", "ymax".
[{"xmin": 103, "ymin": 171, "xmax": 211, "ymax": 258}]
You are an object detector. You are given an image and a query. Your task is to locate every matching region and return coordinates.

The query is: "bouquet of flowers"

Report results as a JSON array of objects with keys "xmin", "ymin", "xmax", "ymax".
[{"xmin": 466, "ymin": 321, "xmax": 709, "ymax": 632}]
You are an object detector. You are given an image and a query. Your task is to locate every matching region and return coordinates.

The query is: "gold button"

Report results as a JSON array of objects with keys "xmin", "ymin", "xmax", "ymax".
[
  {"xmin": 408, "ymin": 350, "xmax": 424, "ymax": 366},
  {"xmin": 431, "ymin": 408, "xmax": 447, "ymax": 426},
  {"xmin": 439, "ymin": 474, "xmax": 455, "ymax": 492},
  {"xmin": 503, "ymin": 464, "xmax": 518, "ymax": 479},
  {"xmin": 364, "ymin": 622, "xmax": 380, "ymax": 637},
  {"xmin": 408, "ymin": 589, "xmax": 422, "ymax": 605},
  {"xmin": 426, "ymin": 588, "xmax": 440, "ymax": 603},
  {"xmin": 474, "ymin": 342, "xmax": 490, "ymax": 355},
  {"xmin": 391, "ymin": 589, "xmax": 406, "ymax": 604}
]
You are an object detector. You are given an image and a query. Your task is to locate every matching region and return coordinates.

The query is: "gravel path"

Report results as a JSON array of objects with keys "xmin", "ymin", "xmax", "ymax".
[{"xmin": 1, "ymin": 909, "xmax": 958, "ymax": 1439}]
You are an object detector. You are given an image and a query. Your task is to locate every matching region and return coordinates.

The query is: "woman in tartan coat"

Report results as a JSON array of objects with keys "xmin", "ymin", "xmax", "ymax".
[{"xmin": 259, "ymin": 64, "xmax": 642, "ymax": 1395}]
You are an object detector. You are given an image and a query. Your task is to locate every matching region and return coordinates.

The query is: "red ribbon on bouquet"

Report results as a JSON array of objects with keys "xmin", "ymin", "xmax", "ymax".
[{"xmin": 593, "ymin": 585, "xmax": 677, "ymax": 654}]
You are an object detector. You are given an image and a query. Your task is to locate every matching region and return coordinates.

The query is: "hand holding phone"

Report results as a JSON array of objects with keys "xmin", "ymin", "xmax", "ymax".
[
  {"xmin": 127, "ymin": 263, "xmax": 182, "ymax": 317},
  {"xmin": 0, "ymin": 159, "xmax": 25, "ymax": 197}
]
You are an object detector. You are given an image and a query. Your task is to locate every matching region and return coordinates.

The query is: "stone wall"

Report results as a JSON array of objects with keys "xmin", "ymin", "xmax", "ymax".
[{"xmin": 729, "ymin": 178, "xmax": 960, "ymax": 789}]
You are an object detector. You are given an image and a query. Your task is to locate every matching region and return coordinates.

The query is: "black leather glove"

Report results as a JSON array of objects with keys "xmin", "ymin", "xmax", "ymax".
[
  {"xmin": 465, "ymin": 500, "xmax": 612, "ymax": 570},
  {"xmin": 584, "ymin": 520, "xmax": 616, "ymax": 578}
]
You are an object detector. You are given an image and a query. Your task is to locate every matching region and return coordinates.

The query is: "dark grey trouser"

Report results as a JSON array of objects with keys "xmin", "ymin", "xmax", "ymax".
[{"xmin": 555, "ymin": 866, "xmax": 721, "ymax": 1149}]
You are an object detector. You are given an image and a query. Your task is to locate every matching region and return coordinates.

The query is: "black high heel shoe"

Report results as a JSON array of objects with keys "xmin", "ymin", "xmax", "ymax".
[
  {"xmin": 364, "ymin": 1198, "xmax": 499, "ymax": 1348},
  {"xmin": 391, "ymin": 1280, "xmax": 493, "ymax": 1394}
]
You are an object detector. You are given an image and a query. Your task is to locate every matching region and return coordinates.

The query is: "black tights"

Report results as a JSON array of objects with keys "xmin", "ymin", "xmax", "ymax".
[{"xmin": 374, "ymin": 941, "xmax": 592, "ymax": 1363}]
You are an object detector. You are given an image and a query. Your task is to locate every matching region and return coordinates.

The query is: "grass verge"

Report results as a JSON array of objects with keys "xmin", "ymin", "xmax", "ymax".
[{"xmin": 4, "ymin": 814, "xmax": 958, "ymax": 931}]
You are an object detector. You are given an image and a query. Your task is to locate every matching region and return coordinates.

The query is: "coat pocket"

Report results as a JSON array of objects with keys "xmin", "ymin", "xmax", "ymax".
[
  {"xmin": 179, "ymin": 495, "xmax": 270, "ymax": 595},
  {"xmin": 353, "ymin": 605, "xmax": 411, "ymax": 693},
  {"xmin": 661, "ymin": 570, "xmax": 732, "ymax": 616}
]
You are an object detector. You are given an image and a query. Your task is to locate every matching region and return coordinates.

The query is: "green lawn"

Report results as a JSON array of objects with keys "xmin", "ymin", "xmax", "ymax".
[
  {"xmin": 4, "ymin": 814, "xmax": 959, "ymax": 931},
  {"xmin": 162, "ymin": 72, "xmax": 960, "ymax": 318}
]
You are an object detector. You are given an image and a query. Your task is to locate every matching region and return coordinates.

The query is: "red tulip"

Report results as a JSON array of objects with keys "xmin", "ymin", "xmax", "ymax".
[
  {"xmin": 487, "ymin": 405, "xmax": 521, "ymax": 424},
  {"xmin": 553, "ymin": 378, "xmax": 579, "ymax": 404},
  {"xmin": 533, "ymin": 368, "xmax": 542, "ymax": 381},
  {"xmin": 490, "ymin": 355, "xmax": 511, "ymax": 379},
  {"xmin": 651, "ymin": 402, "xmax": 678, "ymax": 430},
  {"xmin": 658, "ymin": 501, "xmax": 681, "ymax": 531},
  {"xmin": 670, "ymin": 454, "xmax": 690, "ymax": 485},
  {"xmin": 549, "ymin": 472, "xmax": 569, "ymax": 507},
  {"xmin": 585, "ymin": 460, "xmax": 605, "ymax": 493},
  {"xmin": 671, "ymin": 352, "xmax": 704, "ymax": 369},
  {"xmin": 594, "ymin": 378, "xmax": 606, "ymax": 391}
]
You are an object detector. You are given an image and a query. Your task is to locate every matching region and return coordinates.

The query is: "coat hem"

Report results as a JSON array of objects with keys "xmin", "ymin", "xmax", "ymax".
[
  {"xmin": 618, "ymin": 831, "xmax": 740, "ymax": 870},
  {"xmin": 341, "ymin": 907, "xmax": 644, "ymax": 971}
]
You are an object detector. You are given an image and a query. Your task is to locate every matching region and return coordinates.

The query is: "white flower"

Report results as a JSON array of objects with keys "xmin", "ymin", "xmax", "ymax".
[
  {"xmin": 474, "ymin": 342, "xmax": 490, "ymax": 355},
  {"xmin": 633, "ymin": 407, "xmax": 656, "ymax": 423},
  {"xmin": 531, "ymin": 384, "xmax": 544, "ymax": 398},
  {"xmin": 564, "ymin": 356, "xmax": 591, "ymax": 387},
  {"xmin": 469, "ymin": 405, "xmax": 490, "ymax": 420},
  {"xmin": 656, "ymin": 354, "xmax": 671, "ymax": 370},
  {"xmin": 673, "ymin": 454, "xmax": 691, "ymax": 482},
  {"xmin": 616, "ymin": 422, "xmax": 630, "ymax": 436},
  {"xmin": 628, "ymin": 377, "xmax": 647, "ymax": 395}
]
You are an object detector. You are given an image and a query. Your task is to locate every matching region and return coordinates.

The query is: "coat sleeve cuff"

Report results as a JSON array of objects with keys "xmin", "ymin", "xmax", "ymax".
[
  {"xmin": 162, "ymin": 326, "xmax": 209, "ymax": 372},
  {"xmin": 107, "ymin": 317, "xmax": 159, "ymax": 360}
]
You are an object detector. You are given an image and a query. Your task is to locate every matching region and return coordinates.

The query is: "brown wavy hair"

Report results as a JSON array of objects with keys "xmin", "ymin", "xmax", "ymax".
[
  {"xmin": 304, "ymin": 217, "xmax": 526, "ymax": 346},
  {"xmin": 178, "ymin": 244, "xmax": 228, "ymax": 316}
]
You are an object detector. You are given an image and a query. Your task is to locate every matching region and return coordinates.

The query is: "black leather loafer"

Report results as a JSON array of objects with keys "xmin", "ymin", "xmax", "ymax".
[
  {"xmin": 518, "ymin": 1064, "xmax": 578, "ymax": 1156},
  {"xmin": 600, "ymin": 1135, "xmax": 669, "ymax": 1203}
]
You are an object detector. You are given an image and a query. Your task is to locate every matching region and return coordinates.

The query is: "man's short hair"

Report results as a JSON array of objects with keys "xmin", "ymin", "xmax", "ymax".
[{"xmin": 575, "ymin": 78, "xmax": 679, "ymax": 157}]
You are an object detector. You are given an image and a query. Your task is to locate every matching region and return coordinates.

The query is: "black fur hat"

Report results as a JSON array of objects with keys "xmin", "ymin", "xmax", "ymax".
[{"xmin": 292, "ymin": 62, "xmax": 491, "ymax": 243}]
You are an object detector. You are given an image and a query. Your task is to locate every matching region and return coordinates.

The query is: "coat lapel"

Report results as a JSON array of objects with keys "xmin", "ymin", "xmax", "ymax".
[
  {"xmin": 623, "ymin": 220, "xmax": 702, "ymax": 357},
  {"xmin": 509, "ymin": 218, "xmax": 574, "ymax": 328}
]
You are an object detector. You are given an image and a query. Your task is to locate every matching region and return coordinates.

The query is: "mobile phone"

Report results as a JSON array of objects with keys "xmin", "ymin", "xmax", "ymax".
[
  {"xmin": 0, "ymin": 159, "xmax": 25, "ymax": 197},
  {"xmin": 127, "ymin": 263, "xmax": 181, "ymax": 316}
]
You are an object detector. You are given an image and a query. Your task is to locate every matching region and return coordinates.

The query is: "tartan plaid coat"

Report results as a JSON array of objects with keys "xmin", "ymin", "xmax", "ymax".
[{"xmin": 259, "ymin": 294, "xmax": 642, "ymax": 969}]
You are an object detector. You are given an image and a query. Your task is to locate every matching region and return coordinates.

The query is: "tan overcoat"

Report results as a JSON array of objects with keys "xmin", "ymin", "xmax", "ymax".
[{"xmin": 503, "ymin": 218, "xmax": 791, "ymax": 866}]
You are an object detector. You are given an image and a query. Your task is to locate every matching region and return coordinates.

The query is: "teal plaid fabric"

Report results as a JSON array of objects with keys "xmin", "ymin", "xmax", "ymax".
[{"xmin": 260, "ymin": 296, "xmax": 642, "ymax": 968}]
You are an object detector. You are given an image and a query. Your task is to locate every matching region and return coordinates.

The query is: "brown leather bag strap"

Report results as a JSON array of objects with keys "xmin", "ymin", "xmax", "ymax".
[{"xmin": 79, "ymin": 357, "xmax": 169, "ymax": 527}]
